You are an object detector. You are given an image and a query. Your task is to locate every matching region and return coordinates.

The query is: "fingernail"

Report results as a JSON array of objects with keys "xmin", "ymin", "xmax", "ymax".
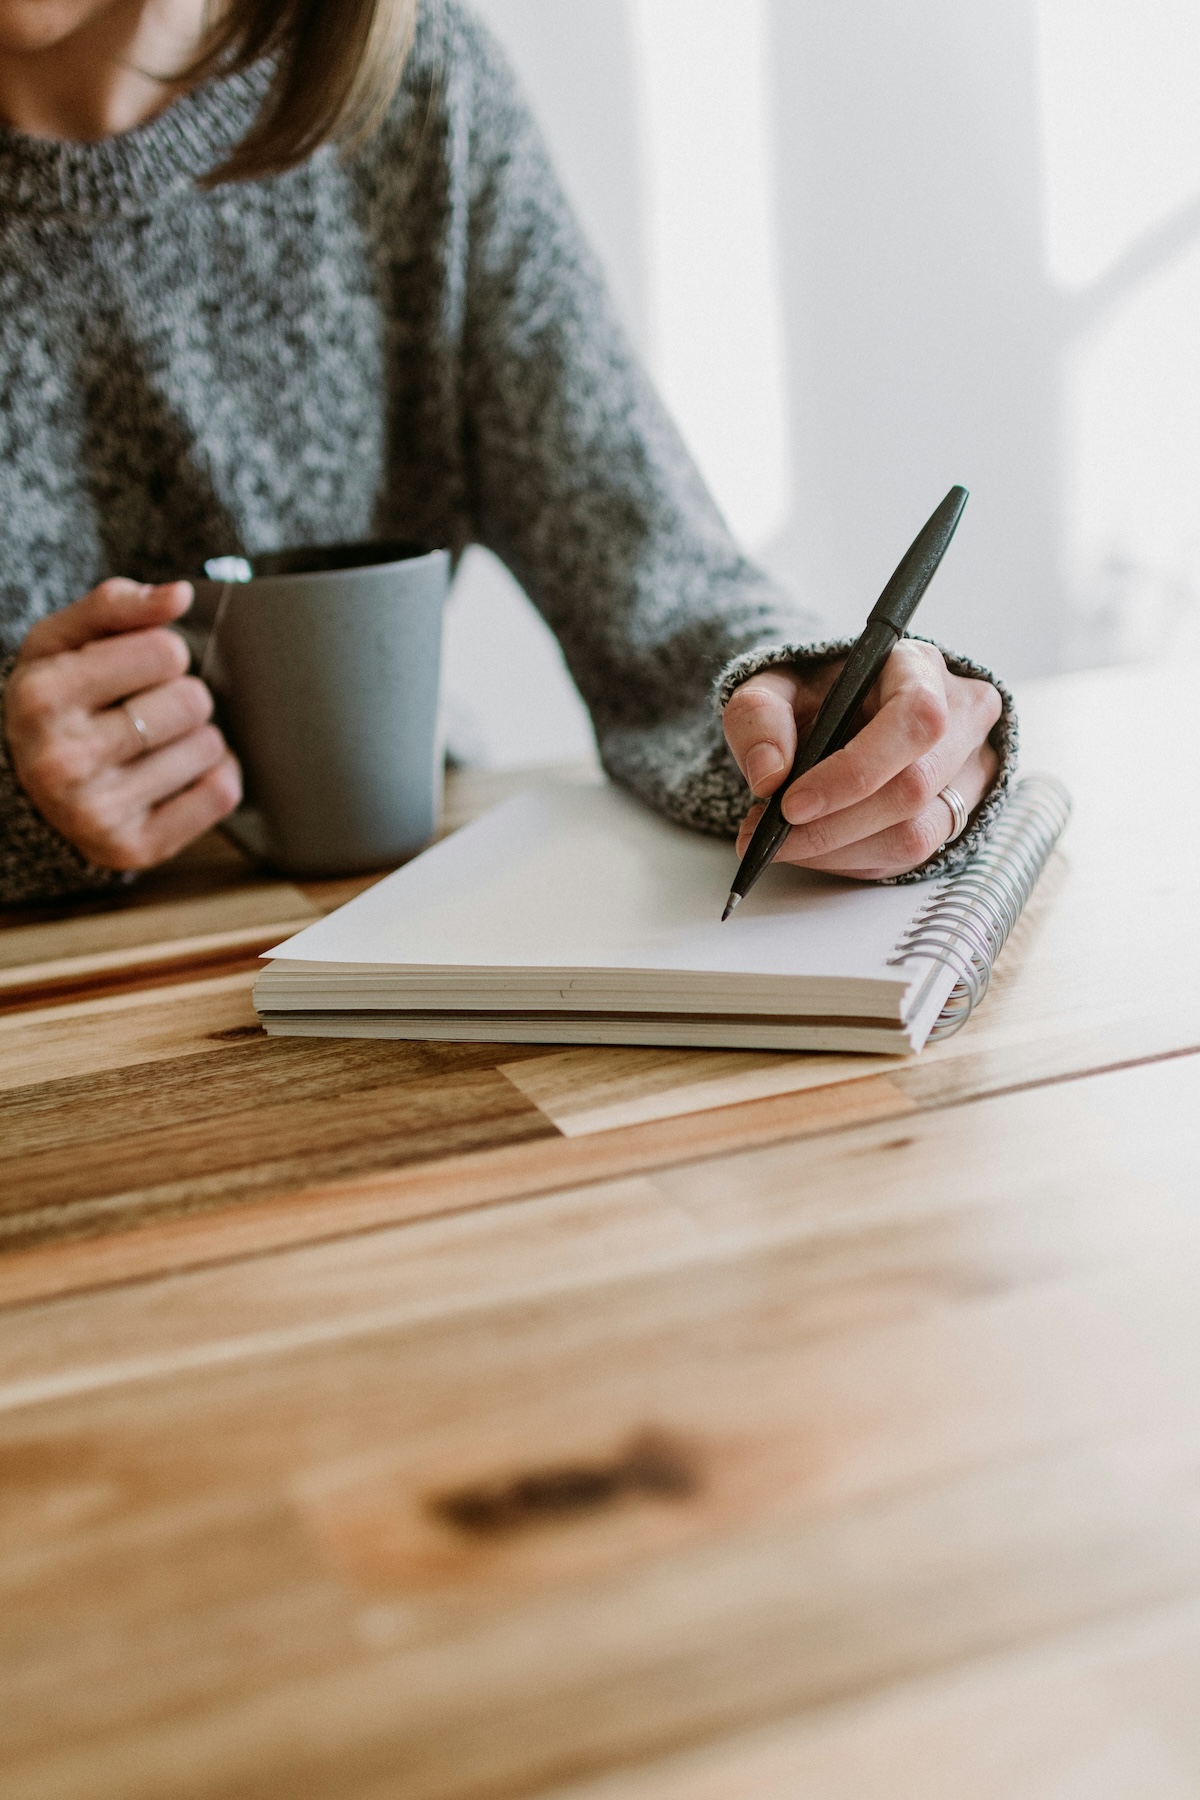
[
  {"xmin": 784, "ymin": 786, "xmax": 823, "ymax": 824},
  {"xmin": 745, "ymin": 743, "xmax": 784, "ymax": 794}
]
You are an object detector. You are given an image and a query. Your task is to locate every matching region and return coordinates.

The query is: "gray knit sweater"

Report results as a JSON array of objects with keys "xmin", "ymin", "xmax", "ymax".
[{"xmin": 0, "ymin": 0, "xmax": 1014, "ymax": 907}]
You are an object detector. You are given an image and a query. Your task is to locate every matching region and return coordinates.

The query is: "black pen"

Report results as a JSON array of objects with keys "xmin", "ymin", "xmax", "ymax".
[{"xmin": 722, "ymin": 484, "xmax": 969, "ymax": 920}]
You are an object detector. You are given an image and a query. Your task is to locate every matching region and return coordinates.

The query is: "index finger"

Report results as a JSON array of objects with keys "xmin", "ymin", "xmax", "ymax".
[
  {"xmin": 780, "ymin": 647, "xmax": 948, "ymax": 824},
  {"xmin": 69, "ymin": 625, "xmax": 193, "ymax": 711},
  {"xmin": 18, "ymin": 580, "xmax": 193, "ymax": 660}
]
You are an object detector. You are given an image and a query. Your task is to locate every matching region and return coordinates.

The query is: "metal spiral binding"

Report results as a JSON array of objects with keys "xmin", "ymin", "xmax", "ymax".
[{"xmin": 888, "ymin": 773, "xmax": 1073, "ymax": 1041}]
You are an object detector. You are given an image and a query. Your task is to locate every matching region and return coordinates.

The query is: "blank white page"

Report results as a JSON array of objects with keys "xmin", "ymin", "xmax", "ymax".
[{"xmin": 266, "ymin": 782, "xmax": 940, "ymax": 992}]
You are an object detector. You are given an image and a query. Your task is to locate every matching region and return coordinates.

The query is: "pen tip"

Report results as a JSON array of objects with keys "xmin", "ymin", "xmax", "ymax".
[{"xmin": 721, "ymin": 893, "xmax": 741, "ymax": 922}]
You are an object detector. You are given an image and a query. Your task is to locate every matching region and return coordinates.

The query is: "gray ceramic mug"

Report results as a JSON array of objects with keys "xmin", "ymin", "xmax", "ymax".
[{"xmin": 179, "ymin": 540, "xmax": 450, "ymax": 878}]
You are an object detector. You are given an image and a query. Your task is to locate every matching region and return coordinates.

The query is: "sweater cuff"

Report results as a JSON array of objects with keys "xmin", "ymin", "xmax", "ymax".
[
  {"xmin": 713, "ymin": 634, "xmax": 1019, "ymax": 885},
  {"xmin": 0, "ymin": 653, "xmax": 133, "ymax": 908}
]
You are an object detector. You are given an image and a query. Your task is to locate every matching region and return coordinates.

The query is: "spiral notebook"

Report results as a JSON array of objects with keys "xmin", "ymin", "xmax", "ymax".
[{"xmin": 254, "ymin": 773, "xmax": 1070, "ymax": 1054}]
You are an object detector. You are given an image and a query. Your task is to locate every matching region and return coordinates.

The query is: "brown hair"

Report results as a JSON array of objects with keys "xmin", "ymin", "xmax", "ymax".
[{"xmin": 191, "ymin": 0, "xmax": 421, "ymax": 186}]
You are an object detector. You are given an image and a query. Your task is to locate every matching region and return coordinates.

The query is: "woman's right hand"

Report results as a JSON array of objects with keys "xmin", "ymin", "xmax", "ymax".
[{"xmin": 5, "ymin": 578, "xmax": 241, "ymax": 871}]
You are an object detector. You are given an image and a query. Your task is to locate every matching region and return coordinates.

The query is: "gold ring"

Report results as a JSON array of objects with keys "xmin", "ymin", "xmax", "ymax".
[{"xmin": 123, "ymin": 701, "xmax": 152, "ymax": 756}]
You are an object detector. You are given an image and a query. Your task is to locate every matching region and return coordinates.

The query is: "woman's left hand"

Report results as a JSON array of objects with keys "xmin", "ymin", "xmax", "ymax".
[{"xmin": 722, "ymin": 640, "xmax": 1002, "ymax": 881}]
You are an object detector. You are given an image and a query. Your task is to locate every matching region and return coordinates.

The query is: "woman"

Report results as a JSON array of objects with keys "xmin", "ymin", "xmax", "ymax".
[{"xmin": 0, "ymin": 0, "xmax": 1011, "ymax": 906}]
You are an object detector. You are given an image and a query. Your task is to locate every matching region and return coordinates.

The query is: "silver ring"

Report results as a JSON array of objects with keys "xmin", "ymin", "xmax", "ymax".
[
  {"xmin": 123, "ymin": 701, "xmax": 152, "ymax": 756},
  {"xmin": 939, "ymin": 784, "xmax": 969, "ymax": 842}
]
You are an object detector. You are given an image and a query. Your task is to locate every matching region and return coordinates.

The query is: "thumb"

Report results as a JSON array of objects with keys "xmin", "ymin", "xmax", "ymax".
[
  {"xmin": 18, "ymin": 578, "xmax": 194, "ymax": 660},
  {"xmin": 722, "ymin": 669, "xmax": 804, "ymax": 796}
]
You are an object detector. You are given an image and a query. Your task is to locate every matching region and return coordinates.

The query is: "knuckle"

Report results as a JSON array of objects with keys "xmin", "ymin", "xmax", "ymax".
[
  {"xmin": 28, "ymin": 739, "xmax": 89, "ymax": 793},
  {"xmin": 179, "ymin": 675, "xmax": 214, "ymax": 723},
  {"xmin": 896, "ymin": 755, "xmax": 940, "ymax": 811},
  {"xmin": 894, "ymin": 812, "xmax": 941, "ymax": 866},
  {"xmin": 192, "ymin": 723, "xmax": 226, "ymax": 765},
  {"xmin": 209, "ymin": 755, "xmax": 243, "ymax": 813},
  {"xmin": 86, "ymin": 579, "xmax": 138, "ymax": 628},
  {"xmin": 104, "ymin": 828, "xmax": 154, "ymax": 872},
  {"xmin": 908, "ymin": 685, "xmax": 948, "ymax": 744},
  {"xmin": 150, "ymin": 627, "xmax": 190, "ymax": 676},
  {"xmin": 844, "ymin": 766, "xmax": 875, "ymax": 805},
  {"xmin": 15, "ymin": 620, "xmax": 52, "ymax": 661},
  {"xmin": 12, "ymin": 664, "xmax": 62, "ymax": 724},
  {"xmin": 793, "ymin": 813, "xmax": 841, "ymax": 858},
  {"xmin": 897, "ymin": 639, "xmax": 943, "ymax": 680},
  {"xmin": 93, "ymin": 577, "xmax": 132, "ymax": 601},
  {"xmin": 727, "ymin": 684, "xmax": 782, "ymax": 729},
  {"xmin": 821, "ymin": 758, "xmax": 871, "ymax": 809},
  {"xmin": 976, "ymin": 679, "xmax": 1003, "ymax": 729},
  {"xmin": 78, "ymin": 789, "xmax": 125, "ymax": 839}
]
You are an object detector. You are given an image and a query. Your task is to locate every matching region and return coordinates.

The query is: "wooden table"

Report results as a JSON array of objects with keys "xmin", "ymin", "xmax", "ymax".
[{"xmin": 2, "ymin": 661, "xmax": 1198, "ymax": 1799}]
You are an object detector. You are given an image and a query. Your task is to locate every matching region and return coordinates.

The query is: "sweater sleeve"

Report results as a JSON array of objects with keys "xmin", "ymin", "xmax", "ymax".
[
  {"xmin": 0, "ymin": 654, "xmax": 131, "ymax": 907},
  {"xmin": 450, "ymin": 9, "xmax": 1016, "ymax": 878}
]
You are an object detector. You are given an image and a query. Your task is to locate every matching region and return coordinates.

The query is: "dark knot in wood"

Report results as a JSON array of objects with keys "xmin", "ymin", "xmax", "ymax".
[{"xmin": 429, "ymin": 1430, "xmax": 698, "ymax": 1536}]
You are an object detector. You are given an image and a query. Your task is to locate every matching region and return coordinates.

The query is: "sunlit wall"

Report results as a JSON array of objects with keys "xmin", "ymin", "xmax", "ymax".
[
  {"xmin": 1039, "ymin": 0, "xmax": 1200, "ymax": 666},
  {"xmin": 441, "ymin": 0, "xmax": 1200, "ymax": 766}
]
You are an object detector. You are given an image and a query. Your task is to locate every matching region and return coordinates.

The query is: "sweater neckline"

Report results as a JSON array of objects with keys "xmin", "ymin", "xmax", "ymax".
[{"xmin": 0, "ymin": 63, "xmax": 271, "ymax": 222}]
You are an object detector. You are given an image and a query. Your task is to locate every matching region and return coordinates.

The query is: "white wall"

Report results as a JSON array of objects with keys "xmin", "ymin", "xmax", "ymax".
[
  {"xmin": 1039, "ymin": 0, "xmax": 1200, "ymax": 665},
  {"xmin": 442, "ymin": 0, "xmax": 1200, "ymax": 766},
  {"xmin": 761, "ymin": 0, "xmax": 1061, "ymax": 675},
  {"xmin": 439, "ymin": 0, "xmax": 641, "ymax": 769},
  {"xmin": 629, "ymin": 0, "xmax": 791, "ymax": 553}
]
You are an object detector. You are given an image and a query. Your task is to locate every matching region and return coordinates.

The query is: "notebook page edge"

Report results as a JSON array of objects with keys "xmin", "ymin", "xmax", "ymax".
[{"xmin": 261, "ymin": 781, "xmax": 942, "ymax": 995}]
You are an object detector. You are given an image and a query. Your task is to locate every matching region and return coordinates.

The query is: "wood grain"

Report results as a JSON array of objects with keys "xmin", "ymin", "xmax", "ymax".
[
  {"xmin": 539, "ymin": 1599, "xmax": 1200, "ymax": 1800},
  {"xmin": 0, "ymin": 1034, "xmax": 559, "ymax": 1255},
  {"xmin": 0, "ymin": 972, "xmax": 261, "ymax": 1094},
  {"xmin": 3, "ymin": 1053, "xmax": 1191, "ymax": 1405},
  {"xmin": 498, "ymin": 1043, "xmax": 900, "ymax": 1135},
  {"xmin": 0, "ymin": 669, "xmax": 1196, "ymax": 1798},
  {"xmin": 3, "ymin": 995, "xmax": 1195, "ymax": 1309},
  {"xmin": 1, "ymin": 1057, "xmax": 1198, "ymax": 1799},
  {"xmin": 0, "ymin": 1071, "xmax": 912, "ymax": 1309},
  {"xmin": 0, "ymin": 882, "xmax": 317, "ymax": 977}
]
